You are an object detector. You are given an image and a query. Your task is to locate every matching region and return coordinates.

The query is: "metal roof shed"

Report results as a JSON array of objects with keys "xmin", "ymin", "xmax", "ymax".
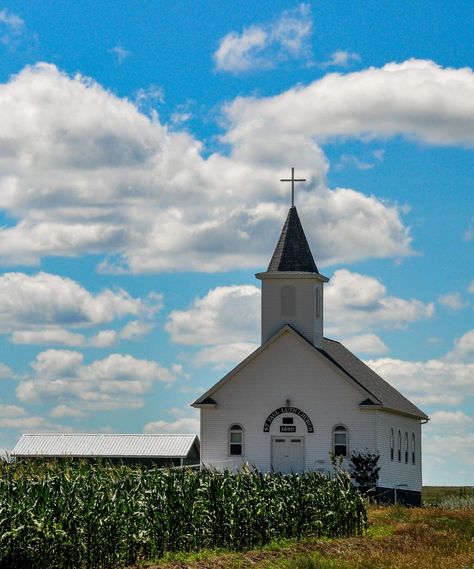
[{"xmin": 12, "ymin": 434, "xmax": 200, "ymax": 467}]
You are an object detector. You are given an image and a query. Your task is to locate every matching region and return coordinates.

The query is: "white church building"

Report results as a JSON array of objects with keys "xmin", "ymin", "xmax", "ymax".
[{"xmin": 193, "ymin": 189, "xmax": 428, "ymax": 505}]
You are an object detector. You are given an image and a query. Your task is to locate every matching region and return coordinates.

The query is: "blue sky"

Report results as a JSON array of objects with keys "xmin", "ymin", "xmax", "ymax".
[{"xmin": 0, "ymin": 1, "xmax": 472, "ymax": 485}]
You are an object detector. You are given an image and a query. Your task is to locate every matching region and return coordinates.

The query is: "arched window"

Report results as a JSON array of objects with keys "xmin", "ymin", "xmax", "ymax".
[
  {"xmin": 404, "ymin": 432, "xmax": 409, "ymax": 463},
  {"xmin": 333, "ymin": 425, "xmax": 348, "ymax": 457},
  {"xmin": 281, "ymin": 285, "xmax": 296, "ymax": 316},
  {"xmin": 397, "ymin": 430, "xmax": 401, "ymax": 462},
  {"xmin": 411, "ymin": 433, "xmax": 416, "ymax": 464},
  {"xmin": 390, "ymin": 428, "xmax": 394, "ymax": 461},
  {"xmin": 229, "ymin": 424, "xmax": 243, "ymax": 456}
]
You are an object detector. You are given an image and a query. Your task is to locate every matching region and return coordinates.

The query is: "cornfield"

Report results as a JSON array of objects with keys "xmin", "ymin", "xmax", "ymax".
[{"xmin": 0, "ymin": 459, "xmax": 366, "ymax": 569}]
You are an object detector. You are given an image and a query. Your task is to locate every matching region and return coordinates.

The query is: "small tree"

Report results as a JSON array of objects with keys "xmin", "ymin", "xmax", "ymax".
[{"xmin": 349, "ymin": 450, "xmax": 380, "ymax": 495}]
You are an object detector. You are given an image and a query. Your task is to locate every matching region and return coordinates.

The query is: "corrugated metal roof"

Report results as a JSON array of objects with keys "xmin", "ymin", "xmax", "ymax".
[{"xmin": 11, "ymin": 434, "xmax": 199, "ymax": 458}]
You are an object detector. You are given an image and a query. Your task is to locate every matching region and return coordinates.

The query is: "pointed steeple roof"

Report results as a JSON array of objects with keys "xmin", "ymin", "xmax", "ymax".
[{"xmin": 267, "ymin": 206, "xmax": 319, "ymax": 273}]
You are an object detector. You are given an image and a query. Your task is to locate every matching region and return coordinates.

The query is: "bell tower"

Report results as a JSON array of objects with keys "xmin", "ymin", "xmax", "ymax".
[{"xmin": 256, "ymin": 171, "xmax": 329, "ymax": 348}]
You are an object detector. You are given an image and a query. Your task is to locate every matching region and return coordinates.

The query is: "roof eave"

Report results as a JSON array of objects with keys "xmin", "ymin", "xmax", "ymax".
[{"xmin": 255, "ymin": 271, "xmax": 329, "ymax": 282}]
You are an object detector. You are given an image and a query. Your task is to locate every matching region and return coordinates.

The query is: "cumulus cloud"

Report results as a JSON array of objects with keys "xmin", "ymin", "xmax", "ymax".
[
  {"xmin": 0, "ymin": 272, "xmax": 142, "ymax": 332},
  {"xmin": 214, "ymin": 4, "xmax": 312, "ymax": 73},
  {"xmin": 192, "ymin": 342, "xmax": 258, "ymax": 369},
  {"xmin": 166, "ymin": 272, "xmax": 432, "ymax": 366},
  {"xmin": 322, "ymin": 50, "xmax": 361, "ymax": 68},
  {"xmin": 325, "ymin": 269, "xmax": 434, "ymax": 335},
  {"xmin": 1, "ymin": 61, "xmax": 473, "ymax": 273},
  {"xmin": 0, "ymin": 363, "xmax": 15, "ymax": 379},
  {"xmin": 340, "ymin": 334, "xmax": 388, "ymax": 356},
  {"xmin": 0, "ymin": 403, "xmax": 66, "ymax": 432},
  {"xmin": 445, "ymin": 329, "xmax": 474, "ymax": 362},
  {"xmin": 16, "ymin": 350, "xmax": 182, "ymax": 412},
  {"xmin": 224, "ymin": 59, "xmax": 474, "ymax": 146},
  {"xmin": 438, "ymin": 292, "xmax": 469, "ymax": 311},
  {"xmin": 468, "ymin": 280, "xmax": 474, "ymax": 294},
  {"xmin": 144, "ymin": 407, "xmax": 200, "ymax": 434},
  {"xmin": 366, "ymin": 356, "xmax": 474, "ymax": 406},
  {"xmin": 166, "ymin": 285, "xmax": 260, "ymax": 345}
]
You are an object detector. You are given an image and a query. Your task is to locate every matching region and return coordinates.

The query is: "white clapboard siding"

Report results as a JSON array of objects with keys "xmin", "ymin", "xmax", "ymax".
[
  {"xmin": 200, "ymin": 329, "xmax": 378, "ymax": 473},
  {"xmin": 375, "ymin": 411, "xmax": 422, "ymax": 492}
]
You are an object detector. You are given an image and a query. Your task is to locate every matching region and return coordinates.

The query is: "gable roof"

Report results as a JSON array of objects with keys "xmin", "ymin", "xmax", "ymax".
[
  {"xmin": 320, "ymin": 338, "xmax": 428, "ymax": 420},
  {"xmin": 267, "ymin": 206, "xmax": 320, "ymax": 273},
  {"xmin": 193, "ymin": 325, "xmax": 428, "ymax": 420},
  {"xmin": 11, "ymin": 434, "xmax": 199, "ymax": 458}
]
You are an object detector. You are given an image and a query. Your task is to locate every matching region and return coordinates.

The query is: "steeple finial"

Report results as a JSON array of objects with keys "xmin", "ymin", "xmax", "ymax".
[{"xmin": 280, "ymin": 167, "xmax": 306, "ymax": 207}]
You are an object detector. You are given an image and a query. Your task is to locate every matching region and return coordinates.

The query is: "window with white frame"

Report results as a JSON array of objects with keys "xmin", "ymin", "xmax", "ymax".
[
  {"xmin": 411, "ymin": 433, "xmax": 415, "ymax": 464},
  {"xmin": 405, "ymin": 432, "xmax": 409, "ymax": 463},
  {"xmin": 333, "ymin": 425, "xmax": 348, "ymax": 457},
  {"xmin": 229, "ymin": 424, "xmax": 243, "ymax": 456},
  {"xmin": 397, "ymin": 430, "xmax": 401, "ymax": 462},
  {"xmin": 390, "ymin": 428, "xmax": 394, "ymax": 461}
]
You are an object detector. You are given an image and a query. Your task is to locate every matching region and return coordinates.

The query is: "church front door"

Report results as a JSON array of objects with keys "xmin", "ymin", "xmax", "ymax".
[{"xmin": 271, "ymin": 436, "xmax": 304, "ymax": 474}]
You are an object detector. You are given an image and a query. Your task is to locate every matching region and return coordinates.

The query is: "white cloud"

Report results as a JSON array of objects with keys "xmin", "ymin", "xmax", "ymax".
[
  {"xmin": 214, "ymin": 4, "xmax": 312, "ymax": 73},
  {"xmin": 10, "ymin": 321, "xmax": 152, "ymax": 347},
  {"xmin": 166, "ymin": 285, "xmax": 260, "ymax": 345},
  {"xmin": 366, "ymin": 356, "xmax": 474, "ymax": 406},
  {"xmin": 0, "ymin": 403, "xmax": 65, "ymax": 432},
  {"xmin": 438, "ymin": 292, "xmax": 469, "ymax": 311},
  {"xmin": 16, "ymin": 350, "xmax": 182, "ymax": 412},
  {"xmin": 325, "ymin": 269, "xmax": 434, "ymax": 335},
  {"xmin": 0, "ymin": 272, "xmax": 142, "ymax": 332},
  {"xmin": 193, "ymin": 342, "xmax": 258, "ymax": 369},
  {"xmin": 0, "ymin": 363, "xmax": 15, "ymax": 379},
  {"xmin": 445, "ymin": 329, "xmax": 474, "ymax": 362},
  {"xmin": 340, "ymin": 333, "xmax": 388, "ymax": 356},
  {"xmin": 11, "ymin": 329, "xmax": 87, "ymax": 346},
  {"xmin": 429, "ymin": 410, "xmax": 472, "ymax": 426},
  {"xmin": 119, "ymin": 320, "xmax": 154, "ymax": 340},
  {"xmin": 322, "ymin": 50, "xmax": 360, "ymax": 68},
  {"xmin": 144, "ymin": 407, "xmax": 200, "ymax": 434},
  {"xmin": 166, "ymin": 273, "xmax": 431, "ymax": 368},
  {"xmin": 2, "ymin": 61, "xmax": 474, "ymax": 273},
  {"xmin": 49, "ymin": 404, "xmax": 87, "ymax": 419},
  {"xmin": 467, "ymin": 279, "xmax": 474, "ymax": 294},
  {"xmin": 109, "ymin": 44, "xmax": 130, "ymax": 64},
  {"xmin": 224, "ymin": 59, "xmax": 474, "ymax": 146},
  {"xmin": 0, "ymin": 9, "xmax": 24, "ymax": 31}
]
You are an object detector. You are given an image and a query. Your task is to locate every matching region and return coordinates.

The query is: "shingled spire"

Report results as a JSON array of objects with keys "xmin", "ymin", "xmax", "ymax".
[{"xmin": 267, "ymin": 206, "xmax": 319, "ymax": 273}]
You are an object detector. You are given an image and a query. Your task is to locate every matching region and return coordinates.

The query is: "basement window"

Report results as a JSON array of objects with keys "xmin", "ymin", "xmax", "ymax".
[{"xmin": 229, "ymin": 424, "xmax": 243, "ymax": 456}]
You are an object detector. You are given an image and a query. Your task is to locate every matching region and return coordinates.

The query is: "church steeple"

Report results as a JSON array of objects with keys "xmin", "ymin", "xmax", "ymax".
[
  {"xmin": 256, "ymin": 200, "xmax": 329, "ymax": 349},
  {"xmin": 267, "ymin": 206, "xmax": 319, "ymax": 273}
]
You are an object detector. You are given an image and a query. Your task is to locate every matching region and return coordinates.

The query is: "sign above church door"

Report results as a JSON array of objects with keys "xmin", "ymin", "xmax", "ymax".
[{"xmin": 263, "ymin": 407, "xmax": 314, "ymax": 433}]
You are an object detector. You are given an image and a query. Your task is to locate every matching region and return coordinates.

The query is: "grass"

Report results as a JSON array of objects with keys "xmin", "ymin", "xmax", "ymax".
[
  {"xmin": 423, "ymin": 486, "xmax": 473, "ymax": 505},
  {"xmin": 140, "ymin": 503, "xmax": 474, "ymax": 569}
]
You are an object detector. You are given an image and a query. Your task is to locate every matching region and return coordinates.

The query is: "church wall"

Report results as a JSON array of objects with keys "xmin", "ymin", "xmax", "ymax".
[
  {"xmin": 200, "ymin": 330, "xmax": 377, "ymax": 473},
  {"xmin": 375, "ymin": 411, "xmax": 422, "ymax": 492}
]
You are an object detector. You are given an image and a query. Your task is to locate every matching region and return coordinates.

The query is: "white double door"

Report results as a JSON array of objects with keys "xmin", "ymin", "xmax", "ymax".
[{"xmin": 271, "ymin": 436, "xmax": 304, "ymax": 474}]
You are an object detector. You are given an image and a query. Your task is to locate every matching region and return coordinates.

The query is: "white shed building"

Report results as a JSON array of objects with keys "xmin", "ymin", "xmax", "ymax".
[
  {"xmin": 193, "ymin": 201, "xmax": 428, "ymax": 505},
  {"xmin": 12, "ymin": 433, "xmax": 200, "ymax": 467}
]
